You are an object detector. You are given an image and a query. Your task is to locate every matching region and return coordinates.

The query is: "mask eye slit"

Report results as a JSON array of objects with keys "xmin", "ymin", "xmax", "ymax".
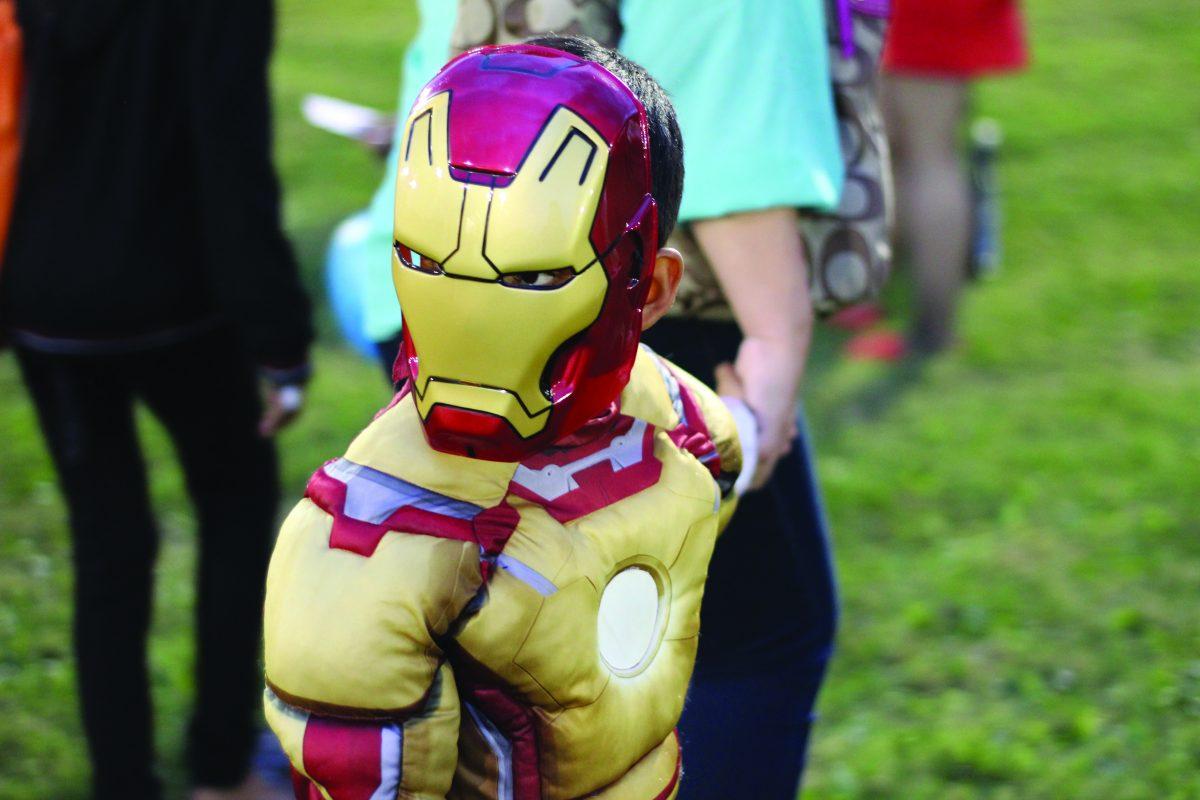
[
  {"xmin": 499, "ymin": 268, "xmax": 575, "ymax": 290},
  {"xmin": 395, "ymin": 242, "xmax": 442, "ymax": 274}
]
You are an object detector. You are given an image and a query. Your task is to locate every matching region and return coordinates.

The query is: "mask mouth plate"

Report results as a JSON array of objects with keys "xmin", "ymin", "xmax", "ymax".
[{"xmin": 415, "ymin": 378, "xmax": 551, "ymax": 439}]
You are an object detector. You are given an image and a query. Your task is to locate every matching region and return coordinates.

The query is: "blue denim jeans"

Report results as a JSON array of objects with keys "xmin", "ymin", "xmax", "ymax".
[{"xmin": 642, "ymin": 318, "xmax": 838, "ymax": 800}]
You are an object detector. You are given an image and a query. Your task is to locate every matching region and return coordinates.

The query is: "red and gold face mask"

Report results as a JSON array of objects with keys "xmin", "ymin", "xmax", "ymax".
[{"xmin": 391, "ymin": 44, "xmax": 658, "ymax": 461}]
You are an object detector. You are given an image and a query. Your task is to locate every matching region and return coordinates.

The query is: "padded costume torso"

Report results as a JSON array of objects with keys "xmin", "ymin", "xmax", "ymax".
[{"xmin": 264, "ymin": 347, "xmax": 741, "ymax": 800}]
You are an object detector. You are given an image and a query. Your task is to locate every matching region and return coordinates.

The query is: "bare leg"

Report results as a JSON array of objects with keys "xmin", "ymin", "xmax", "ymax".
[{"xmin": 883, "ymin": 75, "xmax": 971, "ymax": 354}]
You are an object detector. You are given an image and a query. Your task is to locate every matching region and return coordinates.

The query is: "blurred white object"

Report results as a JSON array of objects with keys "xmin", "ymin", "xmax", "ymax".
[
  {"xmin": 722, "ymin": 397, "xmax": 760, "ymax": 496},
  {"xmin": 276, "ymin": 385, "xmax": 304, "ymax": 414},
  {"xmin": 301, "ymin": 94, "xmax": 394, "ymax": 148}
]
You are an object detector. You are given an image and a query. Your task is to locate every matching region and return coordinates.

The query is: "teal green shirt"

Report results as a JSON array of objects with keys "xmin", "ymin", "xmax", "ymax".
[
  {"xmin": 358, "ymin": 0, "xmax": 842, "ymax": 341},
  {"xmin": 621, "ymin": 0, "xmax": 843, "ymax": 223}
]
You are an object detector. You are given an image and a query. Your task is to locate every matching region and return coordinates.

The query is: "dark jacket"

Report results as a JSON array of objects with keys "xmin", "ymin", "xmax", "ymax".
[{"xmin": 2, "ymin": 0, "xmax": 312, "ymax": 367}]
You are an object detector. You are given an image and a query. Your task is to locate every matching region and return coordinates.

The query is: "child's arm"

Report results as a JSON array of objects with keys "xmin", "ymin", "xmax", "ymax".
[
  {"xmin": 262, "ymin": 484, "xmax": 485, "ymax": 799},
  {"xmin": 632, "ymin": 347, "xmax": 748, "ymax": 530},
  {"xmin": 265, "ymin": 661, "xmax": 461, "ymax": 800}
]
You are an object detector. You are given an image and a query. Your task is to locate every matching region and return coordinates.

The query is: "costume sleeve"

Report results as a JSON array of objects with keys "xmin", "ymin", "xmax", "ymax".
[
  {"xmin": 265, "ymin": 661, "xmax": 462, "ymax": 800},
  {"xmin": 263, "ymin": 484, "xmax": 486, "ymax": 798},
  {"xmin": 630, "ymin": 347, "xmax": 746, "ymax": 530},
  {"xmin": 664, "ymin": 361, "xmax": 751, "ymax": 531},
  {"xmin": 186, "ymin": 0, "xmax": 314, "ymax": 369},
  {"xmin": 668, "ymin": 364, "xmax": 744, "ymax": 483}
]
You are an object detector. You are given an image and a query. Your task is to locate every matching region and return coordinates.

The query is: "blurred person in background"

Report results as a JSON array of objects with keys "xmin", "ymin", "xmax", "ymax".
[
  {"xmin": 621, "ymin": 3, "xmax": 889, "ymax": 796},
  {"xmin": 0, "ymin": 0, "xmax": 18, "ymax": 262},
  {"xmin": 0, "ymin": 2, "xmax": 312, "ymax": 799},
  {"xmin": 879, "ymin": 0, "xmax": 1027, "ymax": 354},
  {"xmin": 319, "ymin": 1, "xmax": 891, "ymax": 796}
]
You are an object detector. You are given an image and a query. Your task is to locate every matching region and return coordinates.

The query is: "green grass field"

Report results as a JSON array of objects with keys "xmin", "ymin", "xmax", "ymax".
[{"xmin": 1, "ymin": 0, "xmax": 1197, "ymax": 797}]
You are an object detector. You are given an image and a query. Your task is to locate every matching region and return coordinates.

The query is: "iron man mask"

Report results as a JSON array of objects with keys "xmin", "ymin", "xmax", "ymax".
[{"xmin": 391, "ymin": 44, "xmax": 659, "ymax": 461}]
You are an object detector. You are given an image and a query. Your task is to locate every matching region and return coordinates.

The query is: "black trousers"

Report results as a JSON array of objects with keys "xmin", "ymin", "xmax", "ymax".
[
  {"xmin": 642, "ymin": 317, "xmax": 839, "ymax": 800},
  {"xmin": 15, "ymin": 331, "xmax": 278, "ymax": 799}
]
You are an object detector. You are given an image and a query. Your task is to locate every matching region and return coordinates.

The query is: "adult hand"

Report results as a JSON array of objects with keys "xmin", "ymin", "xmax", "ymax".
[
  {"xmin": 259, "ymin": 382, "xmax": 305, "ymax": 437},
  {"xmin": 715, "ymin": 335, "xmax": 800, "ymax": 490}
]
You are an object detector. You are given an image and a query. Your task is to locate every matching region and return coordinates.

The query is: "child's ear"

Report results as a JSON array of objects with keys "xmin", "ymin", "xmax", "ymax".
[{"xmin": 641, "ymin": 247, "xmax": 684, "ymax": 331}]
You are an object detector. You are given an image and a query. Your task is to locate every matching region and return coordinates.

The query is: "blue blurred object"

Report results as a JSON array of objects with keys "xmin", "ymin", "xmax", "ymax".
[
  {"xmin": 250, "ymin": 729, "xmax": 293, "ymax": 791},
  {"xmin": 325, "ymin": 210, "xmax": 385, "ymax": 358},
  {"xmin": 969, "ymin": 117, "xmax": 1003, "ymax": 280}
]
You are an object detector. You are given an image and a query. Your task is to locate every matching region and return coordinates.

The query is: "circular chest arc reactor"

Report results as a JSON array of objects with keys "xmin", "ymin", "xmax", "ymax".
[{"xmin": 596, "ymin": 562, "xmax": 671, "ymax": 677}]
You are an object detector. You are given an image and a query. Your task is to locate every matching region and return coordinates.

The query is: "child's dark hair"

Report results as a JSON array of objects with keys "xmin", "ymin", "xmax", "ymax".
[{"xmin": 526, "ymin": 35, "xmax": 684, "ymax": 248}]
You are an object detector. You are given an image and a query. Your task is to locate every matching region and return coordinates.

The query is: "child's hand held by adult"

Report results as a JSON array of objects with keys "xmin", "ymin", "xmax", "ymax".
[{"xmin": 716, "ymin": 340, "xmax": 799, "ymax": 491}]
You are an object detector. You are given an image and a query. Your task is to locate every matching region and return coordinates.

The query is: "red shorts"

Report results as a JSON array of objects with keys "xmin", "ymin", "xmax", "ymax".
[{"xmin": 883, "ymin": 0, "xmax": 1028, "ymax": 78}]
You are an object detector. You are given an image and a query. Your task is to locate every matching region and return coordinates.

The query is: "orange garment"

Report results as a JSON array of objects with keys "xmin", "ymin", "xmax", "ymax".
[{"xmin": 0, "ymin": 0, "xmax": 21, "ymax": 263}]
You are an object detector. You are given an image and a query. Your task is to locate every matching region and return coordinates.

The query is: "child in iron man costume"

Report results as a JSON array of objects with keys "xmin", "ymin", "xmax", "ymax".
[{"xmin": 263, "ymin": 41, "xmax": 756, "ymax": 800}]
